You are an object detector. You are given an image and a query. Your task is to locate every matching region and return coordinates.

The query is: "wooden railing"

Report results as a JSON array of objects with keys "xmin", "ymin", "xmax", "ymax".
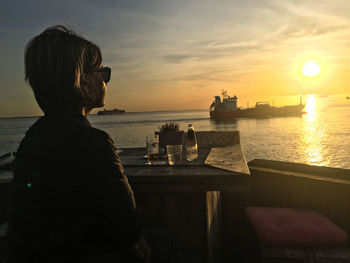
[
  {"xmin": 247, "ymin": 159, "xmax": 350, "ymax": 233},
  {"xmin": 220, "ymin": 159, "xmax": 350, "ymax": 262}
]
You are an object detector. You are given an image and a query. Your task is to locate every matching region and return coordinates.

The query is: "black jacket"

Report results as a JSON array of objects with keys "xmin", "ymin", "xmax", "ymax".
[{"xmin": 5, "ymin": 114, "xmax": 142, "ymax": 262}]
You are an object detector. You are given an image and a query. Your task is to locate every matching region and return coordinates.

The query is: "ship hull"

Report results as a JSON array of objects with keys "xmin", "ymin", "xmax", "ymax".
[
  {"xmin": 97, "ymin": 110, "xmax": 125, "ymax": 115},
  {"xmin": 210, "ymin": 104, "xmax": 305, "ymax": 120}
]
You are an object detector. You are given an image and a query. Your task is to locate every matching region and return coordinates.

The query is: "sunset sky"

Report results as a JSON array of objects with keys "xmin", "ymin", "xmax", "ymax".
[{"xmin": 1, "ymin": 0, "xmax": 350, "ymax": 117}]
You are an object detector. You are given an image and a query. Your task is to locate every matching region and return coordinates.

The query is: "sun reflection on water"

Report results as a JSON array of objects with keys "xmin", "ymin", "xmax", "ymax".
[{"xmin": 301, "ymin": 95, "xmax": 329, "ymax": 166}]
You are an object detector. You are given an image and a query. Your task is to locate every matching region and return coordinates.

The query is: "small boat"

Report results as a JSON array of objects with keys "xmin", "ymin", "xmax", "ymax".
[
  {"xmin": 210, "ymin": 90, "xmax": 305, "ymax": 120},
  {"xmin": 97, "ymin": 108, "xmax": 126, "ymax": 115},
  {"xmin": 347, "ymin": 96, "xmax": 350, "ymax": 100}
]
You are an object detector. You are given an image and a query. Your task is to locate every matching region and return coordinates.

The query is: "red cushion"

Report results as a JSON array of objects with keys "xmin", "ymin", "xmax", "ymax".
[{"xmin": 246, "ymin": 207, "xmax": 348, "ymax": 247}]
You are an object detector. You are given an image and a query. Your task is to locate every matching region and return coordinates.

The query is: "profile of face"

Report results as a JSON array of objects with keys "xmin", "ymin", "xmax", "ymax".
[{"xmin": 81, "ymin": 68, "xmax": 107, "ymax": 110}]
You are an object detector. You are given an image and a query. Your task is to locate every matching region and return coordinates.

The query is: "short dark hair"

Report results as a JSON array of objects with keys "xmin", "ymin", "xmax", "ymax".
[{"xmin": 24, "ymin": 25, "xmax": 102, "ymax": 115}]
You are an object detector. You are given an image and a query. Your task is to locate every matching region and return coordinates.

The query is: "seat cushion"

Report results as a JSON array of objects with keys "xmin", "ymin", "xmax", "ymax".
[{"xmin": 246, "ymin": 207, "xmax": 348, "ymax": 247}]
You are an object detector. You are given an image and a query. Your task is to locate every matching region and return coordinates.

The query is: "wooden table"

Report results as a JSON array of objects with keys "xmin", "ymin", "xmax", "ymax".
[
  {"xmin": 119, "ymin": 144, "xmax": 250, "ymax": 263},
  {"xmin": 120, "ymin": 146, "xmax": 250, "ymax": 193}
]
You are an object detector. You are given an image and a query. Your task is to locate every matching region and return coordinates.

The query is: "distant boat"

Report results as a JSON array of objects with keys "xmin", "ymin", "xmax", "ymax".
[
  {"xmin": 209, "ymin": 90, "xmax": 305, "ymax": 120},
  {"xmin": 97, "ymin": 108, "xmax": 126, "ymax": 115},
  {"xmin": 347, "ymin": 96, "xmax": 350, "ymax": 100}
]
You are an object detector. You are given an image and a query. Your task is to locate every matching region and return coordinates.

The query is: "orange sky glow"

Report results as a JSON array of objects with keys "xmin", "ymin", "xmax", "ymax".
[{"xmin": 1, "ymin": 1, "xmax": 350, "ymax": 117}]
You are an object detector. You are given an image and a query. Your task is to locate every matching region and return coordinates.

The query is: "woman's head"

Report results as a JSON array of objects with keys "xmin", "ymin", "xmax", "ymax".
[{"xmin": 25, "ymin": 25, "xmax": 108, "ymax": 116}]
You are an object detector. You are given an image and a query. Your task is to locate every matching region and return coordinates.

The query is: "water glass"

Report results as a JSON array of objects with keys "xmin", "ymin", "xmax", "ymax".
[
  {"xmin": 166, "ymin": 145, "xmax": 182, "ymax": 165},
  {"xmin": 146, "ymin": 135, "xmax": 159, "ymax": 164}
]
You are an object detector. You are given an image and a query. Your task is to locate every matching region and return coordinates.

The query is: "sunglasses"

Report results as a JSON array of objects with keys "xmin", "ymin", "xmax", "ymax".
[{"xmin": 96, "ymin": 67, "xmax": 111, "ymax": 83}]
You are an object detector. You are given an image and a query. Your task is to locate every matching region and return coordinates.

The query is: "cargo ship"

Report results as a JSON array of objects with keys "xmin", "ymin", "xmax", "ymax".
[
  {"xmin": 97, "ymin": 108, "xmax": 125, "ymax": 115},
  {"xmin": 210, "ymin": 90, "xmax": 305, "ymax": 120}
]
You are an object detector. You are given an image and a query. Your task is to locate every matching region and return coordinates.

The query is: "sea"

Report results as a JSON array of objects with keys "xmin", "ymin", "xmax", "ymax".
[{"xmin": 1, "ymin": 95, "xmax": 350, "ymax": 170}]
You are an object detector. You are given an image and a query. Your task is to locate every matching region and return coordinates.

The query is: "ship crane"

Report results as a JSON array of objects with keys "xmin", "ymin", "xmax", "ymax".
[{"xmin": 221, "ymin": 89, "xmax": 228, "ymax": 99}]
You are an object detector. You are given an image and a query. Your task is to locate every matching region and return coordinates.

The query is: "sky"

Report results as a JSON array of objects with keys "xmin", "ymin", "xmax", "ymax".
[{"xmin": 1, "ymin": 0, "xmax": 350, "ymax": 117}]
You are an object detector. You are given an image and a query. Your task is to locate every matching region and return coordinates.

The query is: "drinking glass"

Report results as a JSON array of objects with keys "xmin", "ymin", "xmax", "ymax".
[
  {"xmin": 166, "ymin": 145, "xmax": 182, "ymax": 165},
  {"xmin": 146, "ymin": 135, "xmax": 159, "ymax": 164}
]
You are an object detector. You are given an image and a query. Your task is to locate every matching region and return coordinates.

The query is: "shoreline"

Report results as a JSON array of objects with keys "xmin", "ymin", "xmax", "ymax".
[{"xmin": 0, "ymin": 109, "xmax": 209, "ymax": 119}]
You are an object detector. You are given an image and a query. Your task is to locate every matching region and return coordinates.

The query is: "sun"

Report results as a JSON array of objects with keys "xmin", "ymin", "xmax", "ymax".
[{"xmin": 302, "ymin": 60, "xmax": 321, "ymax": 77}]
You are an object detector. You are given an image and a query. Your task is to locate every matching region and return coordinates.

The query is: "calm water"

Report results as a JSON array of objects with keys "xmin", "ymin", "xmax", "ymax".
[{"xmin": 1, "ymin": 95, "xmax": 350, "ymax": 169}]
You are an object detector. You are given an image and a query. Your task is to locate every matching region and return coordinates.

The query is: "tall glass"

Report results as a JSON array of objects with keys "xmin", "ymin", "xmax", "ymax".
[
  {"xmin": 146, "ymin": 135, "xmax": 159, "ymax": 164},
  {"xmin": 166, "ymin": 145, "xmax": 182, "ymax": 165}
]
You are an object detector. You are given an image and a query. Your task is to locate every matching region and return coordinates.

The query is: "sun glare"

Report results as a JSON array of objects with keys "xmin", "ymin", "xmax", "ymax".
[
  {"xmin": 305, "ymin": 94, "xmax": 316, "ymax": 115},
  {"xmin": 302, "ymin": 61, "xmax": 321, "ymax": 77},
  {"xmin": 301, "ymin": 94, "xmax": 329, "ymax": 166}
]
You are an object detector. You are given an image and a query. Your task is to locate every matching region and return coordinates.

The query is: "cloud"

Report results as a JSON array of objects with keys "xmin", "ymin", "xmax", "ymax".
[{"xmin": 162, "ymin": 54, "xmax": 197, "ymax": 63}]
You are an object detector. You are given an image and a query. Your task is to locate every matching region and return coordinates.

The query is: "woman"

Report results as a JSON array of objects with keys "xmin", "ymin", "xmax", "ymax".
[{"xmin": 5, "ymin": 25, "xmax": 149, "ymax": 262}]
